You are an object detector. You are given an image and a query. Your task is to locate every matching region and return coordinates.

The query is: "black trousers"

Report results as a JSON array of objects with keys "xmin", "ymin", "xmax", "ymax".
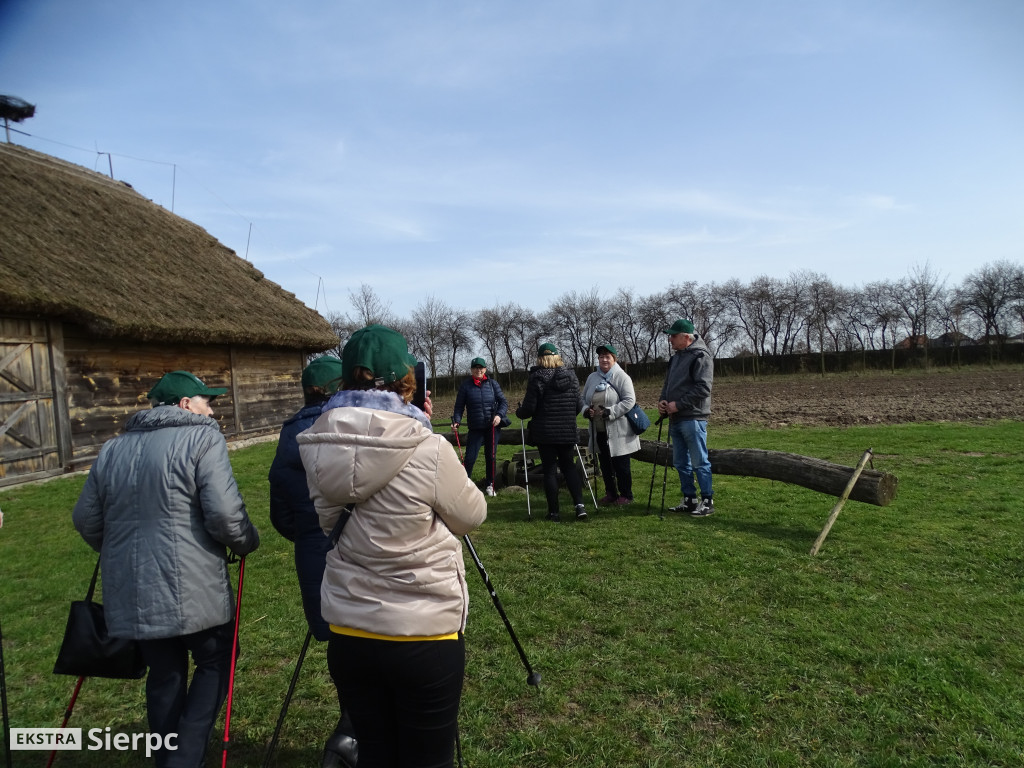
[
  {"xmin": 463, "ymin": 427, "xmax": 500, "ymax": 485},
  {"xmin": 327, "ymin": 633, "xmax": 465, "ymax": 768},
  {"xmin": 596, "ymin": 430, "xmax": 633, "ymax": 499},
  {"xmin": 139, "ymin": 621, "xmax": 234, "ymax": 768},
  {"xmin": 536, "ymin": 443, "xmax": 584, "ymax": 514}
]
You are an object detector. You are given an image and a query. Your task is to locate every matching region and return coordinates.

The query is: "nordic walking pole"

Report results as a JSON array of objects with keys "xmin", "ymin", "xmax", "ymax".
[
  {"xmin": 46, "ymin": 676, "xmax": 84, "ymax": 768},
  {"xmin": 519, "ymin": 413, "xmax": 532, "ymax": 520},
  {"xmin": 262, "ymin": 629, "xmax": 314, "ymax": 768},
  {"xmin": 490, "ymin": 423, "xmax": 497, "ymax": 493},
  {"xmin": 463, "ymin": 535, "xmax": 541, "ymax": 688},
  {"xmin": 810, "ymin": 448, "xmax": 873, "ymax": 556},
  {"xmin": 646, "ymin": 416, "xmax": 665, "ymax": 513},
  {"xmin": 574, "ymin": 443, "xmax": 599, "ymax": 509},
  {"xmin": 1, "ymin": 617, "xmax": 13, "ymax": 768},
  {"xmin": 659, "ymin": 432, "xmax": 671, "ymax": 520},
  {"xmin": 221, "ymin": 556, "xmax": 246, "ymax": 768}
]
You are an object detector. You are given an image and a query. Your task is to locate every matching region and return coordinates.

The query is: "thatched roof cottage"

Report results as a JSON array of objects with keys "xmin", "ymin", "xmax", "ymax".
[{"xmin": 0, "ymin": 143, "xmax": 338, "ymax": 487}]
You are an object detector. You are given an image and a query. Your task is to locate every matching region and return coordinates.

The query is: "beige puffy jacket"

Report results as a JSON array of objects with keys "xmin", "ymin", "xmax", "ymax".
[{"xmin": 298, "ymin": 390, "xmax": 487, "ymax": 637}]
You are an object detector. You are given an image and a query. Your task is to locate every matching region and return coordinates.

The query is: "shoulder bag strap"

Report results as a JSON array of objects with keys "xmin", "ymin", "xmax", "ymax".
[
  {"xmin": 329, "ymin": 503, "xmax": 356, "ymax": 548},
  {"xmin": 85, "ymin": 556, "xmax": 101, "ymax": 602}
]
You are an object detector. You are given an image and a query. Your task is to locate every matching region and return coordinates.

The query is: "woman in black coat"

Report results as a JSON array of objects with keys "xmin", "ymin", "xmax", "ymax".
[{"xmin": 515, "ymin": 343, "xmax": 588, "ymax": 522}]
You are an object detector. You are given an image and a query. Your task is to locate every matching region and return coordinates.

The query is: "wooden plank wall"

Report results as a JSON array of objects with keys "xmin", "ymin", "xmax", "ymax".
[
  {"xmin": 232, "ymin": 347, "xmax": 305, "ymax": 435},
  {"xmin": 60, "ymin": 326, "xmax": 305, "ymax": 471},
  {"xmin": 0, "ymin": 317, "xmax": 60, "ymax": 484}
]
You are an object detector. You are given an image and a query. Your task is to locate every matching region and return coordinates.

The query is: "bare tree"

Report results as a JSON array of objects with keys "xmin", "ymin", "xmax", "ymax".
[
  {"xmin": 470, "ymin": 306, "xmax": 506, "ymax": 373},
  {"xmin": 443, "ymin": 307, "xmax": 472, "ymax": 384},
  {"xmin": 721, "ymin": 277, "xmax": 770, "ymax": 374},
  {"xmin": 606, "ymin": 287, "xmax": 659, "ymax": 364},
  {"xmin": 409, "ymin": 295, "xmax": 449, "ymax": 391},
  {"xmin": 959, "ymin": 260, "xmax": 1019, "ymax": 349},
  {"xmin": 348, "ymin": 283, "xmax": 396, "ymax": 327},
  {"xmin": 544, "ymin": 287, "xmax": 603, "ymax": 367},
  {"xmin": 664, "ymin": 281, "xmax": 734, "ymax": 357},
  {"xmin": 804, "ymin": 274, "xmax": 847, "ymax": 374},
  {"xmin": 891, "ymin": 262, "xmax": 946, "ymax": 366},
  {"xmin": 323, "ymin": 310, "xmax": 355, "ymax": 358}
]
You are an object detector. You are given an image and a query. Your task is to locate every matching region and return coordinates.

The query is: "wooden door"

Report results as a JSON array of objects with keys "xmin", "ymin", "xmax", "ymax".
[{"xmin": 0, "ymin": 317, "xmax": 62, "ymax": 486}]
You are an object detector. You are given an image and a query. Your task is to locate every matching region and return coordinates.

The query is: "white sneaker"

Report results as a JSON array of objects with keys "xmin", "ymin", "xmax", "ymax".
[{"xmin": 485, "ymin": 485, "xmax": 496, "ymax": 497}]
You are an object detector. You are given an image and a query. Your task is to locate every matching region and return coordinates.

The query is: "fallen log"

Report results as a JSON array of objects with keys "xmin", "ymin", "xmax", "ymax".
[
  {"xmin": 634, "ymin": 441, "xmax": 897, "ymax": 507},
  {"xmin": 438, "ymin": 426, "xmax": 898, "ymax": 507}
]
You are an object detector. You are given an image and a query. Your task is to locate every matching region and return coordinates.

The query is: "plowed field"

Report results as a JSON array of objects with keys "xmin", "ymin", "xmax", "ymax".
[
  {"xmin": 436, "ymin": 367, "xmax": 1024, "ymax": 429},
  {"xmin": 633, "ymin": 367, "xmax": 1024, "ymax": 427}
]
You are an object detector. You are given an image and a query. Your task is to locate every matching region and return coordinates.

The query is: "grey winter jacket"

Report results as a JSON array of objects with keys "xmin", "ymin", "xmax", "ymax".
[
  {"xmin": 659, "ymin": 335, "xmax": 714, "ymax": 421},
  {"xmin": 516, "ymin": 365, "xmax": 583, "ymax": 445},
  {"xmin": 73, "ymin": 406, "xmax": 260, "ymax": 640}
]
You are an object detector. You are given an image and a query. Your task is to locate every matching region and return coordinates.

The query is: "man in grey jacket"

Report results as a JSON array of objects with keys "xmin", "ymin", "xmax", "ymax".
[
  {"xmin": 73, "ymin": 370, "xmax": 260, "ymax": 768},
  {"xmin": 657, "ymin": 319, "xmax": 715, "ymax": 517}
]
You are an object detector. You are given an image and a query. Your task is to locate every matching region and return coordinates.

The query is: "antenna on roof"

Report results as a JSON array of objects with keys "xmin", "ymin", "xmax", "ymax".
[{"xmin": 0, "ymin": 95, "xmax": 36, "ymax": 143}]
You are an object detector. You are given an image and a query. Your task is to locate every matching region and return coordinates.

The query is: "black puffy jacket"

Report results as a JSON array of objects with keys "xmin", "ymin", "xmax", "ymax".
[{"xmin": 516, "ymin": 365, "xmax": 582, "ymax": 445}]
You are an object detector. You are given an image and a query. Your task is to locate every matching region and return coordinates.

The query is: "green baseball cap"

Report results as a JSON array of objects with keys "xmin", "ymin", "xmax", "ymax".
[
  {"xmin": 301, "ymin": 356, "xmax": 344, "ymax": 392},
  {"xmin": 342, "ymin": 324, "xmax": 417, "ymax": 384},
  {"xmin": 471, "ymin": 357, "xmax": 487, "ymax": 368},
  {"xmin": 147, "ymin": 371, "xmax": 227, "ymax": 405},
  {"xmin": 663, "ymin": 319, "xmax": 695, "ymax": 335},
  {"xmin": 538, "ymin": 342, "xmax": 558, "ymax": 356},
  {"xmin": 596, "ymin": 343, "xmax": 617, "ymax": 356}
]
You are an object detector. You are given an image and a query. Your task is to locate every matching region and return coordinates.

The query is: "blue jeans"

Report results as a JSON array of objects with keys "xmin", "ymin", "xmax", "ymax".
[{"xmin": 669, "ymin": 419, "xmax": 712, "ymax": 499}]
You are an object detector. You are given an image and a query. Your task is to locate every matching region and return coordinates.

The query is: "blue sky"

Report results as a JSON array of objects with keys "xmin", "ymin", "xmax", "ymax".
[{"xmin": 2, "ymin": 1, "xmax": 1022, "ymax": 320}]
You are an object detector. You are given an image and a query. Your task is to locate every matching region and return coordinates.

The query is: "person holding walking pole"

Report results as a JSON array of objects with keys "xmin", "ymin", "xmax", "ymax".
[
  {"xmin": 516, "ymin": 342, "xmax": 589, "ymax": 522},
  {"xmin": 658, "ymin": 319, "xmax": 716, "ymax": 517},
  {"xmin": 298, "ymin": 325, "xmax": 486, "ymax": 768},
  {"xmin": 451, "ymin": 357, "xmax": 509, "ymax": 497},
  {"xmin": 72, "ymin": 370, "xmax": 260, "ymax": 768},
  {"xmin": 581, "ymin": 344, "xmax": 640, "ymax": 506},
  {"xmin": 269, "ymin": 355, "xmax": 357, "ymax": 768}
]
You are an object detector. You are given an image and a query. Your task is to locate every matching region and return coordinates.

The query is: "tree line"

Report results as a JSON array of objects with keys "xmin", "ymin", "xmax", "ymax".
[{"xmin": 324, "ymin": 260, "xmax": 1024, "ymax": 379}]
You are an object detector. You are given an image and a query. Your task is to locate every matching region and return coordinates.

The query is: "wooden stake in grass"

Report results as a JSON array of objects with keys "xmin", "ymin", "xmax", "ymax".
[{"xmin": 810, "ymin": 448, "xmax": 873, "ymax": 556}]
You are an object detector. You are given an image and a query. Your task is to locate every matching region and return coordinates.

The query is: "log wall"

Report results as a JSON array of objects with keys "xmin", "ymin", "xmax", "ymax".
[{"xmin": 55, "ymin": 325, "xmax": 304, "ymax": 472}]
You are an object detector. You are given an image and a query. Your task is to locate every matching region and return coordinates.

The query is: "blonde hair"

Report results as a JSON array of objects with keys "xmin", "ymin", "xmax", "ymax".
[
  {"xmin": 345, "ymin": 366, "xmax": 417, "ymax": 404},
  {"xmin": 537, "ymin": 354, "xmax": 564, "ymax": 369}
]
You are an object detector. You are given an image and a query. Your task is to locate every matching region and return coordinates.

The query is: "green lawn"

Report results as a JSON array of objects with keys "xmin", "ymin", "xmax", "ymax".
[{"xmin": 2, "ymin": 419, "xmax": 1023, "ymax": 766}]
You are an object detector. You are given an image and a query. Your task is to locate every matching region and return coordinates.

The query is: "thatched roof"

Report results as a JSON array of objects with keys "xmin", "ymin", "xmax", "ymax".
[{"xmin": 0, "ymin": 144, "xmax": 338, "ymax": 350}]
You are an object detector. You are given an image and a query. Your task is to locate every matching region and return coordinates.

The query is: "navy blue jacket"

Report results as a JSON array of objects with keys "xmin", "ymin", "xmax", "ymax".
[
  {"xmin": 269, "ymin": 403, "xmax": 333, "ymax": 640},
  {"xmin": 452, "ymin": 376, "xmax": 508, "ymax": 432}
]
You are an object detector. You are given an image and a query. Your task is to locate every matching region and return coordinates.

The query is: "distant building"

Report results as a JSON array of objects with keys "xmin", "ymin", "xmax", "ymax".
[
  {"xmin": 1, "ymin": 144, "xmax": 338, "ymax": 487},
  {"xmin": 929, "ymin": 332, "xmax": 974, "ymax": 348},
  {"xmin": 894, "ymin": 334, "xmax": 928, "ymax": 350}
]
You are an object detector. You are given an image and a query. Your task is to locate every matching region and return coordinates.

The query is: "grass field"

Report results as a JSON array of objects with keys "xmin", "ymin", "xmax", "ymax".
[{"xmin": 2, "ymin": 415, "xmax": 1023, "ymax": 767}]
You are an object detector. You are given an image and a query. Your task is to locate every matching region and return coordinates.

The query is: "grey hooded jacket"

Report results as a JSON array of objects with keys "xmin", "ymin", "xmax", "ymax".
[
  {"xmin": 73, "ymin": 406, "xmax": 260, "ymax": 640},
  {"xmin": 659, "ymin": 335, "xmax": 714, "ymax": 421}
]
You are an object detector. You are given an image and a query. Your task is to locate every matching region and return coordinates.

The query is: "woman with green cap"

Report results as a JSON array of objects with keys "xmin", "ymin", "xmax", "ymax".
[
  {"xmin": 298, "ymin": 325, "xmax": 486, "ymax": 768},
  {"xmin": 452, "ymin": 357, "xmax": 509, "ymax": 496}
]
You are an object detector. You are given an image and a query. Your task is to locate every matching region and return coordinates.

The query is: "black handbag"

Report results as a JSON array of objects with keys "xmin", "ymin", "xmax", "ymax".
[{"xmin": 53, "ymin": 558, "xmax": 147, "ymax": 679}]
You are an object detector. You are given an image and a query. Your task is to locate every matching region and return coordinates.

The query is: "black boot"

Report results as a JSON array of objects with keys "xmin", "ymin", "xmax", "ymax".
[{"xmin": 321, "ymin": 731, "xmax": 358, "ymax": 768}]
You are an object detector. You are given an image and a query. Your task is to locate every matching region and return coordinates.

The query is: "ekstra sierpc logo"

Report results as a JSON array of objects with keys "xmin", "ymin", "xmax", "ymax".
[{"xmin": 10, "ymin": 727, "xmax": 176, "ymax": 756}]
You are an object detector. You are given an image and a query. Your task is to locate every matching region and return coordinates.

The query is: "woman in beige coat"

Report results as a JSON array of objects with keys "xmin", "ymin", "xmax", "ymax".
[
  {"xmin": 298, "ymin": 324, "xmax": 486, "ymax": 768},
  {"xmin": 580, "ymin": 343, "xmax": 641, "ymax": 504}
]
